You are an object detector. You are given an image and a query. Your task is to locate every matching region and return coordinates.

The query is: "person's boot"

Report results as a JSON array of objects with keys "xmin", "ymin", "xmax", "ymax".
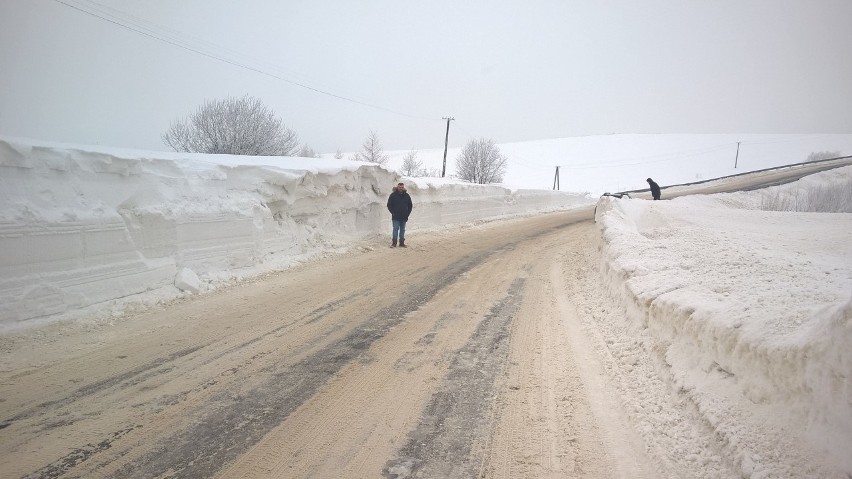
[
  {"xmin": 399, "ymin": 239, "xmax": 407, "ymax": 248},
  {"xmin": 391, "ymin": 239, "xmax": 397, "ymax": 248}
]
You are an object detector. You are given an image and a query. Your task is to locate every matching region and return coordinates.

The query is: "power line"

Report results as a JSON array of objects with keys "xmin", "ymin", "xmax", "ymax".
[
  {"xmin": 568, "ymin": 134, "xmax": 841, "ymax": 169},
  {"xmin": 78, "ymin": 0, "xmax": 323, "ymax": 87},
  {"xmin": 448, "ymin": 128, "xmax": 744, "ymax": 170},
  {"xmin": 554, "ymin": 143, "xmax": 735, "ymax": 170},
  {"xmin": 506, "ymin": 152, "xmax": 555, "ymax": 169},
  {"xmin": 53, "ymin": 0, "xmax": 441, "ymax": 122},
  {"xmin": 451, "ymin": 122, "xmax": 480, "ymax": 142},
  {"xmin": 739, "ymin": 133, "xmax": 835, "ymax": 146}
]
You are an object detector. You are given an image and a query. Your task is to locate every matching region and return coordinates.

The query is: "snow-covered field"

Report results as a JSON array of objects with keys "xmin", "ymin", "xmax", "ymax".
[{"xmin": 378, "ymin": 133, "xmax": 852, "ymax": 195}]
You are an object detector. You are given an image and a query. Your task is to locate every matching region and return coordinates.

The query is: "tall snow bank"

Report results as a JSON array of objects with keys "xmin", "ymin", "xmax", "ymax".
[
  {"xmin": 595, "ymin": 167, "xmax": 852, "ymax": 477},
  {"xmin": 0, "ymin": 137, "xmax": 590, "ymax": 328},
  {"xmin": 402, "ymin": 176, "xmax": 591, "ymax": 228}
]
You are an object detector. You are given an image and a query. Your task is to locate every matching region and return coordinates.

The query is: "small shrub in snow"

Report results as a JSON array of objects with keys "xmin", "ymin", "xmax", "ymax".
[
  {"xmin": 806, "ymin": 179, "xmax": 852, "ymax": 212},
  {"xmin": 401, "ymin": 150, "xmax": 423, "ymax": 176},
  {"xmin": 296, "ymin": 145, "xmax": 320, "ymax": 158},
  {"xmin": 353, "ymin": 130, "xmax": 389, "ymax": 166},
  {"xmin": 805, "ymin": 150, "xmax": 841, "ymax": 162},
  {"xmin": 422, "ymin": 167, "xmax": 442, "ymax": 178},
  {"xmin": 759, "ymin": 178, "xmax": 852, "ymax": 213}
]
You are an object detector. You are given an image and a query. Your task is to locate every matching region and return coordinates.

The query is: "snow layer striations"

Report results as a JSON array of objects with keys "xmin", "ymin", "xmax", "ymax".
[
  {"xmin": 595, "ymin": 167, "xmax": 852, "ymax": 478},
  {"xmin": 0, "ymin": 137, "xmax": 591, "ymax": 329}
]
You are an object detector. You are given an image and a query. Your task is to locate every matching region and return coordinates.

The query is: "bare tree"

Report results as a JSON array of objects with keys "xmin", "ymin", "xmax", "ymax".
[
  {"xmin": 334, "ymin": 149, "xmax": 344, "ymax": 159},
  {"xmin": 353, "ymin": 130, "xmax": 389, "ymax": 166},
  {"xmin": 400, "ymin": 150, "xmax": 422, "ymax": 176},
  {"xmin": 455, "ymin": 137, "xmax": 508, "ymax": 184},
  {"xmin": 162, "ymin": 95, "xmax": 299, "ymax": 156}
]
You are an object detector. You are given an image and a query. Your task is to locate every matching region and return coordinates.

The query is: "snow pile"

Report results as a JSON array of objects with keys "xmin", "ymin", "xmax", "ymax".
[
  {"xmin": 595, "ymin": 167, "xmax": 852, "ymax": 477},
  {"xmin": 0, "ymin": 137, "xmax": 590, "ymax": 328},
  {"xmin": 407, "ymin": 176, "xmax": 589, "ymax": 226}
]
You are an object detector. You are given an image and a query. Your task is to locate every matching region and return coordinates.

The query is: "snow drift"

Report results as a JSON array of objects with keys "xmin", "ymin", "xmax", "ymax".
[
  {"xmin": 595, "ymin": 167, "xmax": 852, "ymax": 477},
  {"xmin": 0, "ymin": 137, "xmax": 591, "ymax": 328}
]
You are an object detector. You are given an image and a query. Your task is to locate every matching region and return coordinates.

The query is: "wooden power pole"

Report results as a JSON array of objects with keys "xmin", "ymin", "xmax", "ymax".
[
  {"xmin": 735, "ymin": 141, "xmax": 741, "ymax": 168},
  {"xmin": 552, "ymin": 166, "xmax": 560, "ymax": 190},
  {"xmin": 441, "ymin": 117, "xmax": 454, "ymax": 177}
]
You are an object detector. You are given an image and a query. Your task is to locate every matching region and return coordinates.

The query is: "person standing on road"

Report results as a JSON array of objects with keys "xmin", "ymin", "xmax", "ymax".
[
  {"xmin": 387, "ymin": 182, "xmax": 413, "ymax": 248},
  {"xmin": 647, "ymin": 178, "xmax": 661, "ymax": 200}
]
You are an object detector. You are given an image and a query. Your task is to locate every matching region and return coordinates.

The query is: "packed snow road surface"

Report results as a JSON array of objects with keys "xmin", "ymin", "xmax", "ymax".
[{"xmin": 1, "ymin": 208, "xmax": 668, "ymax": 478}]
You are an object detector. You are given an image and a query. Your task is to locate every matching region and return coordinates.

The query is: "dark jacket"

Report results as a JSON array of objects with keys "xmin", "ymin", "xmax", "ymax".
[
  {"xmin": 387, "ymin": 186, "xmax": 413, "ymax": 221},
  {"xmin": 647, "ymin": 178, "xmax": 661, "ymax": 200}
]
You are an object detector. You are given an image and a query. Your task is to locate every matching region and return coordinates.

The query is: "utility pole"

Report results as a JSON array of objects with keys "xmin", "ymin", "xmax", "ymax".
[
  {"xmin": 552, "ymin": 166, "xmax": 560, "ymax": 190},
  {"xmin": 734, "ymin": 141, "xmax": 741, "ymax": 168},
  {"xmin": 441, "ymin": 116, "xmax": 454, "ymax": 177}
]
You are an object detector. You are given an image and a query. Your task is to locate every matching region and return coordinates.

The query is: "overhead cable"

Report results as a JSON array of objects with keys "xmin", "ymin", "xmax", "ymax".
[{"xmin": 53, "ymin": 0, "xmax": 441, "ymax": 121}]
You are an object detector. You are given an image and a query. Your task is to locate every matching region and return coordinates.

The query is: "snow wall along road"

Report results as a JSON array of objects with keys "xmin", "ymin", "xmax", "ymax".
[{"xmin": 0, "ymin": 137, "xmax": 591, "ymax": 328}]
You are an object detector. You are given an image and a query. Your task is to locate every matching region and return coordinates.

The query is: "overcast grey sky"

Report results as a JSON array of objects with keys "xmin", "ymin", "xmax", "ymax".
[{"xmin": 1, "ymin": 0, "xmax": 850, "ymax": 154}]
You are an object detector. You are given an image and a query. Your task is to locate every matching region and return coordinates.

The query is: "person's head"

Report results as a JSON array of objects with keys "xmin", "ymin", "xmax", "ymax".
[
  {"xmin": 397, "ymin": 182, "xmax": 405, "ymax": 191},
  {"xmin": 646, "ymin": 178, "xmax": 653, "ymax": 183}
]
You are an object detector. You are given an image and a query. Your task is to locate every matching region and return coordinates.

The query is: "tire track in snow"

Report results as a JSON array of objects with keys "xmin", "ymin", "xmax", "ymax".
[
  {"xmin": 383, "ymin": 278, "xmax": 524, "ymax": 479},
  {"xmin": 109, "ymin": 251, "xmax": 493, "ymax": 479}
]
